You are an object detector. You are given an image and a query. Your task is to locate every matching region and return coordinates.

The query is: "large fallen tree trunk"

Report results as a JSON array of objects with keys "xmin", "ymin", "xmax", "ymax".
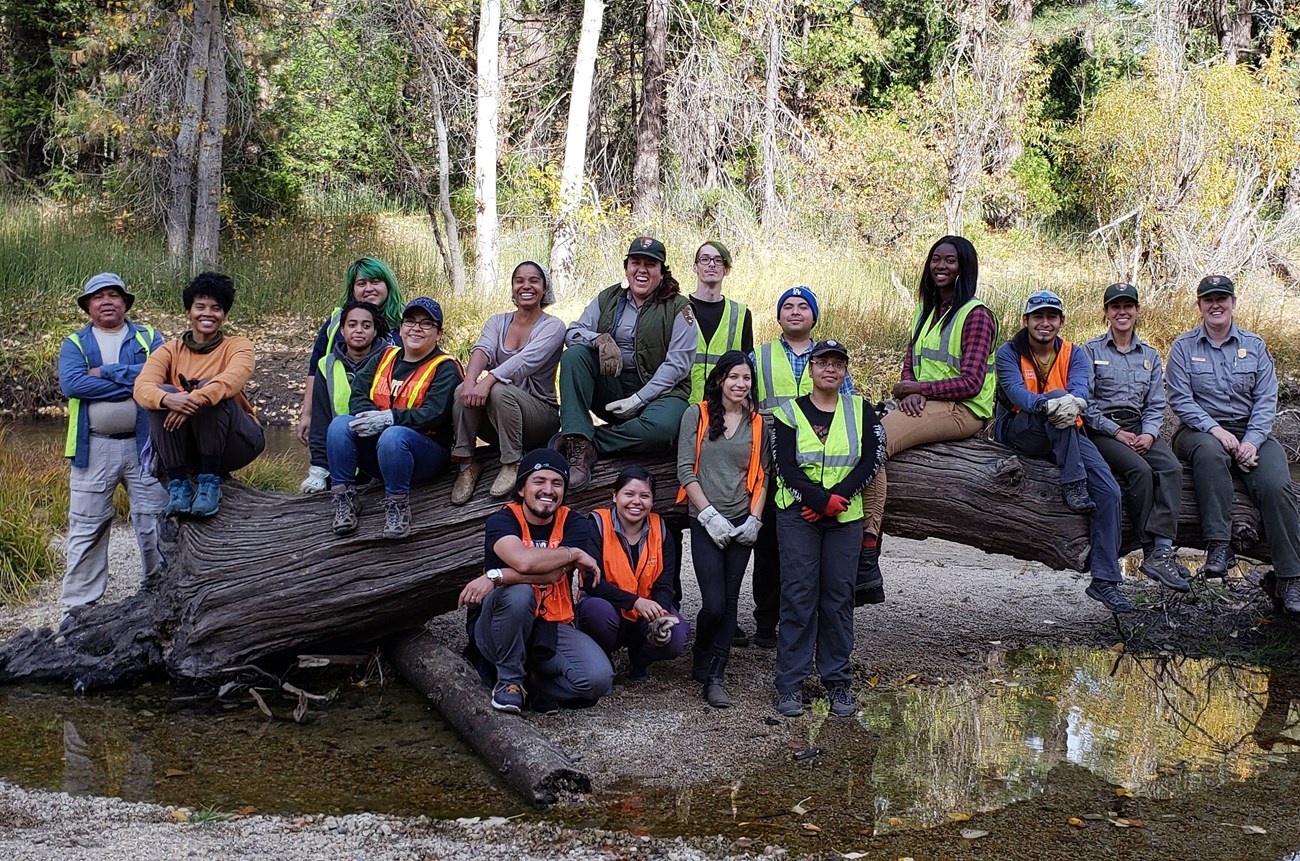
[{"xmin": 1, "ymin": 440, "xmax": 1292, "ymax": 689}]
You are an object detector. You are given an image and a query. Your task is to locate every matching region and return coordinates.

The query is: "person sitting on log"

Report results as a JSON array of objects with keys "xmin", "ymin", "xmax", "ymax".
[
  {"xmin": 303, "ymin": 301, "xmax": 389, "ymax": 494},
  {"xmin": 1166, "ymin": 275, "xmax": 1300, "ymax": 611},
  {"xmin": 1081, "ymin": 283, "xmax": 1190, "ymax": 593},
  {"xmin": 457, "ymin": 448, "xmax": 615, "ymax": 714},
  {"xmin": 747, "ymin": 286, "xmax": 856, "ymax": 650},
  {"xmin": 576, "ymin": 465, "xmax": 689, "ymax": 684},
  {"xmin": 59, "ymin": 273, "xmax": 167, "ymax": 621},
  {"xmin": 134, "ymin": 272, "xmax": 265, "ymax": 518},
  {"xmin": 327, "ymin": 297, "xmax": 463, "ymax": 540},
  {"xmin": 554, "ymin": 236, "xmax": 697, "ymax": 490},
  {"xmin": 771, "ymin": 339, "xmax": 884, "ymax": 719},
  {"xmin": 857, "ymin": 236, "xmax": 996, "ymax": 607},
  {"xmin": 677, "ymin": 351, "xmax": 768, "ymax": 708},
  {"xmin": 688, "ymin": 241, "xmax": 753, "ymax": 402},
  {"xmin": 450, "ymin": 261, "xmax": 565, "ymax": 505},
  {"xmin": 993, "ymin": 290, "xmax": 1131, "ymax": 613},
  {"xmin": 297, "ymin": 257, "xmax": 406, "ymax": 493}
]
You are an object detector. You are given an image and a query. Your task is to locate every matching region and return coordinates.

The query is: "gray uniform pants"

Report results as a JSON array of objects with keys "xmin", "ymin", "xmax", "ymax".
[
  {"xmin": 451, "ymin": 382, "xmax": 559, "ymax": 464},
  {"xmin": 62, "ymin": 434, "xmax": 167, "ymax": 619},
  {"xmin": 774, "ymin": 507, "xmax": 862, "ymax": 694},
  {"xmin": 1173, "ymin": 423, "xmax": 1300, "ymax": 578},
  {"xmin": 1088, "ymin": 431, "xmax": 1183, "ymax": 547}
]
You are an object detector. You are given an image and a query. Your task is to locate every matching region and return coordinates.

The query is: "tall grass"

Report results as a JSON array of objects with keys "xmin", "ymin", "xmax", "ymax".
[{"xmin": 0, "ymin": 425, "xmax": 68, "ymax": 602}]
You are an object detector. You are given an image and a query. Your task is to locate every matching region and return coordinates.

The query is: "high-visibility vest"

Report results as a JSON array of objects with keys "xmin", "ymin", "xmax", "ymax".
[
  {"xmin": 1013, "ymin": 340, "xmax": 1082, "ymax": 428},
  {"xmin": 773, "ymin": 394, "xmax": 866, "ymax": 522},
  {"xmin": 675, "ymin": 402, "xmax": 765, "ymax": 515},
  {"xmin": 368, "ymin": 347, "xmax": 460, "ymax": 410},
  {"xmin": 754, "ymin": 341, "xmax": 813, "ymax": 412},
  {"xmin": 64, "ymin": 325, "xmax": 156, "ymax": 458},
  {"xmin": 690, "ymin": 299, "xmax": 747, "ymax": 401},
  {"xmin": 911, "ymin": 299, "xmax": 997, "ymax": 420},
  {"xmin": 503, "ymin": 502, "xmax": 575, "ymax": 624},
  {"xmin": 324, "ymin": 306, "xmax": 344, "ymax": 351},
  {"xmin": 318, "ymin": 353, "xmax": 352, "ymax": 418},
  {"xmin": 592, "ymin": 508, "xmax": 664, "ymax": 621}
]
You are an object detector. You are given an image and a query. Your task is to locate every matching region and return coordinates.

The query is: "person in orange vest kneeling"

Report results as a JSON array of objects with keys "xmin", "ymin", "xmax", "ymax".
[
  {"xmin": 458, "ymin": 449, "xmax": 615, "ymax": 715},
  {"xmin": 576, "ymin": 466, "xmax": 689, "ymax": 684},
  {"xmin": 326, "ymin": 297, "xmax": 463, "ymax": 540}
]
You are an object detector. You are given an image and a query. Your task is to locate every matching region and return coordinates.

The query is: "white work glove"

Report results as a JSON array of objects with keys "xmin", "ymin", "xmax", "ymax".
[
  {"xmin": 1045, "ymin": 396, "xmax": 1082, "ymax": 429},
  {"xmin": 698, "ymin": 506, "xmax": 733, "ymax": 548},
  {"xmin": 605, "ymin": 394, "xmax": 644, "ymax": 419},
  {"xmin": 646, "ymin": 616, "xmax": 679, "ymax": 647},
  {"xmin": 299, "ymin": 465, "xmax": 329, "ymax": 494},
  {"xmin": 731, "ymin": 514, "xmax": 762, "ymax": 546},
  {"xmin": 349, "ymin": 409, "xmax": 395, "ymax": 437}
]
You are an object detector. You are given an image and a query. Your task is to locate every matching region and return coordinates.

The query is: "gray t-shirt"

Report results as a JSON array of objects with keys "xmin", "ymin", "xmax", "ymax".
[
  {"xmin": 471, "ymin": 312, "xmax": 565, "ymax": 405},
  {"xmin": 87, "ymin": 326, "xmax": 137, "ymax": 434},
  {"xmin": 676, "ymin": 402, "xmax": 771, "ymax": 520}
]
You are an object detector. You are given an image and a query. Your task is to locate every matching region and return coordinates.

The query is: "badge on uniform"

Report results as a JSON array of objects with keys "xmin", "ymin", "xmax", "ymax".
[
  {"xmin": 1143, "ymin": 360, "xmax": 1151, "ymax": 369},
  {"xmin": 1238, "ymin": 348, "xmax": 1247, "ymax": 358}
]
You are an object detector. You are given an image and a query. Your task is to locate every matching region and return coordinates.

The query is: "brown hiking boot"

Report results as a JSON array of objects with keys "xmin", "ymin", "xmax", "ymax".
[
  {"xmin": 382, "ymin": 494, "xmax": 411, "ymax": 540},
  {"xmin": 450, "ymin": 462, "xmax": 482, "ymax": 506},
  {"xmin": 563, "ymin": 435, "xmax": 597, "ymax": 491}
]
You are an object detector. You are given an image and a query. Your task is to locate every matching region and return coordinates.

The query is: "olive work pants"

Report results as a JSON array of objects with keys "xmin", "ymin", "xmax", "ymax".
[
  {"xmin": 450, "ymin": 382, "xmax": 559, "ymax": 465},
  {"xmin": 557, "ymin": 345, "xmax": 687, "ymax": 456},
  {"xmin": 1087, "ymin": 430, "xmax": 1182, "ymax": 547}
]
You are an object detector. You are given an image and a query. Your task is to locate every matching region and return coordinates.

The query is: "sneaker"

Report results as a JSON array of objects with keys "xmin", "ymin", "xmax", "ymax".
[
  {"xmin": 382, "ymin": 494, "xmax": 411, "ymax": 539},
  {"xmin": 752, "ymin": 628, "xmax": 778, "ymax": 649},
  {"xmin": 1085, "ymin": 579, "xmax": 1135, "ymax": 613},
  {"xmin": 1278, "ymin": 578, "xmax": 1300, "ymax": 614},
  {"xmin": 855, "ymin": 544, "xmax": 886, "ymax": 606},
  {"xmin": 450, "ymin": 462, "xmax": 482, "ymax": 506},
  {"xmin": 775, "ymin": 690, "xmax": 804, "ymax": 717},
  {"xmin": 827, "ymin": 685, "xmax": 856, "ymax": 718},
  {"xmin": 165, "ymin": 479, "xmax": 194, "ymax": 516},
  {"xmin": 331, "ymin": 486, "xmax": 361, "ymax": 535},
  {"xmin": 1061, "ymin": 479, "xmax": 1097, "ymax": 513},
  {"xmin": 704, "ymin": 680, "xmax": 732, "ymax": 709},
  {"xmin": 190, "ymin": 473, "xmax": 222, "ymax": 517},
  {"xmin": 562, "ymin": 435, "xmax": 597, "ymax": 491},
  {"xmin": 490, "ymin": 462, "xmax": 518, "ymax": 498},
  {"xmin": 491, "ymin": 682, "xmax": 525, "ymax": 714},
  {"xmin": 529, "ymin": 692, "xmax": 560, "ymax": 715},
  {"xmin": 1203, "ymin": 542, "xmax": 1236, "ymax": 579},
  {"xmin": 1139, "ymin": 546, "xmax": 1191, "ymax": 593}
]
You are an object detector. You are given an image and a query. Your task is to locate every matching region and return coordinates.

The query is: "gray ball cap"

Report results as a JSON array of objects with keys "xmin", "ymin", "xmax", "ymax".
[{"xmin": 78, "ymin": 272, "xmax": 135, "ymax": 312}]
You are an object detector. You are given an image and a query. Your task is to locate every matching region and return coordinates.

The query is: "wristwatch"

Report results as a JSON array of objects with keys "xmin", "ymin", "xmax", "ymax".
[{"xmin": 486, "ymin": 568, "xmax": 504, "ymax": 586}]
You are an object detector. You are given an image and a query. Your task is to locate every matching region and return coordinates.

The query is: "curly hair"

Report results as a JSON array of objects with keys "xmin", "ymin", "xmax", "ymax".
[
  {"xmin": 703, "ymin": 351, "xmax": 757, "ymax": 441},
  {"xmin": 339, "ymin": 299, "xmax": 390, "ymax": 343},
  {"xmin": 183, "ymin": 272, "xmax": 236, "ymax": 312}
]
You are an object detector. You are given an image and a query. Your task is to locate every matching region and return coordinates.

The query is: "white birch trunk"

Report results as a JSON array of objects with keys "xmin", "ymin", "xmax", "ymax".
[
  {"xmin": 433, "ymin": 76, "xmax": 468, "ymax": 296},
  {"xmin": 474, "ymin": 0, "xmax": 502, "ymax": 297},
  {"xmin": 191, "ymin": 0, "xmax": 226, "ymax": 274},
  {"xmin": 165, "ymin": 0, "xmax": 214, "ymax": 266},
  {"xmin": 761, "ymin": 1, "xmax": 782, "ymax": 225}
]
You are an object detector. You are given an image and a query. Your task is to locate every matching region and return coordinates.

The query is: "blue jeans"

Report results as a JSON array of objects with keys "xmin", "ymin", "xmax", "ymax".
[{"xmin": 326, "ymin": 415, "xmax": 450, "ymax": 496}]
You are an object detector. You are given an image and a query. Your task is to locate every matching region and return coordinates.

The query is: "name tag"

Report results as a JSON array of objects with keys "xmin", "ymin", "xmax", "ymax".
[
  {"xmin": 1093, "ymin": 360, "xmax": 1109, "ymax": 366},
  {"xmin": 1191, "ymin": 356, "xmax": 1207, "ymax": 363}
]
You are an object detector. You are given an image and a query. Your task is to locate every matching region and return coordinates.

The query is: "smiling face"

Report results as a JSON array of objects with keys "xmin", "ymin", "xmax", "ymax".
[
  {"xmin": 1198, "ymin": 292, "xmax": 1236, "ymax": 329},
  {"xmin": 1104, "ymin": 298, "xmax": 1138, "ymax": 337},
  {"xmin": 342, "ymin": 307, "xmax": 378, "ymax": 352},
  {"xmin": 187, "ymin": 295, "xmax": 227, "ymax": 341},
  {"xmin": 810, "ymin": 352, "xmax": 848, "ymax": 394},
  {"xmin": 928, "ymin": 242, "xmax": 959, "ymax": 294},
  {"xmin": 778, "ymin": 297, "xmax": 815, "ymax": 340},
  {"xmin": 512, "ymin": 264, "xmax": 546, "ymax": 310},
  {"xmin": 86, "ymin": 288, "xmax": 127, "ymax": 330},
  {"xmin": 1024, "ymin": 310, "xmax": 1064, "ymax": 347},
  {"xmin": 352, "ymin": 274, "xmax": 389, "ymax": 306},
  {"xmin": 521, "ymin": 470, "xmax": 566, "ymax": 521},
  {"xmin": 720, "ymin": 363, "xmax": 752, "ymax": 409},
  {"xmin": 612, "ymin": 478, "xmax": 653, "ymax": 528},
  {"xmin": 625, "ymin": 255, "xmax": 663, "ymax": 302}
]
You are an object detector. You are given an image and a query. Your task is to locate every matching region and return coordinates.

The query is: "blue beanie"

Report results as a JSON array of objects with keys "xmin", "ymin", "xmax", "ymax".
[{"xmin": 777, "ymin": 286, "xmax": 819, "ymax": 326}]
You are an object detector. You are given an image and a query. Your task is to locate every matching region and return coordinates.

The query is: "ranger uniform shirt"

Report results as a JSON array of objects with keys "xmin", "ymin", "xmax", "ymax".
[
  {"xmin": 1165, "ymin": 323, "xmax": 1277, "ymax": 448},
  {"xmin": 1081, "ymin": 331, "xmax": 1167, "ymax": 438}
]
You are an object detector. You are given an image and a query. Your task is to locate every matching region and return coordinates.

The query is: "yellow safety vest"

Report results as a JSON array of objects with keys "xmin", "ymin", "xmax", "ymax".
[
  {"xmin": 317, "ymin": 352, "xmax": 354, "ymax": 418},
  {"xmin": 773, "ymin": 394, "xmax": 865, "ymax": 522},
  {"xmin": 690, "ymin": 298, "xmax": 747, "ymax": 401},
  {"xmin": 64, "ymin": 325, "xmax": 156, "ymax": 458},
  {"xmin": 910, "ymin": 299, "xmax": 997, "ymax": 420},
  {"xmin": 754, "ymin": 341, "xmax": 814, "ymax": 412}
]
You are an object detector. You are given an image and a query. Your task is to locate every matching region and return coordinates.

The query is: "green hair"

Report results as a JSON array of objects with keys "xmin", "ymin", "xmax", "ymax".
[{"xmin": 342, "ymin": 257, "xmax": 406, "ymax": 329}]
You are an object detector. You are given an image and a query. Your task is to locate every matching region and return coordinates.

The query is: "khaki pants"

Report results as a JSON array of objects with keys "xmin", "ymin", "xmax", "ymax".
[
  {"xmin": 862, "ymin": 401, "xmax": 987, "ymax": 537},
  {"xmin": 451, "ymin": 383, "xmax": 560, "ymax": 464}
]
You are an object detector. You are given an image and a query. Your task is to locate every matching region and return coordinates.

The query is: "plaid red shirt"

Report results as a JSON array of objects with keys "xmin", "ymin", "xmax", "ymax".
[{"xmin": 900, "ymin": 303, "xmax": 997, "ymax": 401}]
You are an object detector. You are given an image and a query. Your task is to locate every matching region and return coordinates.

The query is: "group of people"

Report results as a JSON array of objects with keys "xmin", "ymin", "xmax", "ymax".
[{"xmin": 56, "ymin": 233, "xmax": 1300, "ymax": 718}]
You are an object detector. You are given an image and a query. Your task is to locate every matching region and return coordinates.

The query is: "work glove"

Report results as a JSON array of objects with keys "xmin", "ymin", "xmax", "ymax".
[
  {"xmin": 731, "ymin": 514, "xmax": 762, "ymax": 546},
  {"xmin": 822, "ymin": 494, "xmax": 850, "ymax": 517},
  {"xmin": 593, "ymin": 333, "xmax": 624, "ymax": 377},
  {"xmin": 349, "ymin": 409, "xmax": 395, "ymax": 437},
  {"xmin": 605, "ymin": 394, "xmax": 644, "ymax": 419},
  {"xmin": 698, "ymin": 505, "xmax": 733, "ymax": 548},
  {"xmin": 800, "ymin": 506, "xmax": 823, "ymax": 523},
  {"xmin": 299, "ymin": 465, "xmax": 329, "ymax": 494},
  {"xmin": 646, "ymin": 615, "xmax": 679, "ymax": 647},
  {"xmin": 1045, "ymin": 395, "xmax": 1082, "ymax": 429}
]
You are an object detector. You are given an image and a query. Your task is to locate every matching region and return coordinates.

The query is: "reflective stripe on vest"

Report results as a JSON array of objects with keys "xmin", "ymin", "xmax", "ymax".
[
  {"xmin": 65, "ymin": 326, "xmax": 155, "ymax": 458},
  {"xmin": 504, "ymin": 502, "xmax": 575, "ymax": 624},
  {"xmin": 689, "ymin": 299, "xmax": 746, "ymax": 402},
  {"xmin": 593, "ymin": 508, "xmax": 664, "ymax": 621},
  {"xmin": 754, "ymin": 341, "xmax": 812, "ymax": 412},
  {"xmin": 368, "ymin": 347, "xmax": 458, "ymax": 410},
  {"xmin": 318, "ymin": 353, "xmax": 353, "ymax": 417},
  {"xmin": 674, "ymin": 402, "xmax": 766, "ymax": 515},
  {"xmin": 910, "ymin": 299, "xmax": 997, "ymax": 420},
  {"xmin": 773, "ymin": 394, "xmax": 865, "ymax": 522},
  {"xmin": 324, "ymin": 306, "xmax": 343, "ymax": 352},
  {"xmin": 1013, "ymin": 340, "xmax": 1082, "ymax": 428}
]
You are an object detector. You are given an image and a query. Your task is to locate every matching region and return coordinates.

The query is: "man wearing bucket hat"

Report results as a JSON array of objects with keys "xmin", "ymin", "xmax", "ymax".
[
  {"xmin": 1167, "ymin": 275, "xmax": 1300, "ymax": 611},
  {"xmin": 57, "ymin": 273, "xmax": 166, "ymax": 622}
]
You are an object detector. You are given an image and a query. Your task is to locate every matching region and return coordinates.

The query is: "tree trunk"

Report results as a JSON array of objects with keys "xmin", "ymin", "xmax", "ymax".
[
  {"xmin": 190, "ymin": 0, "xmax": 226, "ymax": 275},
  {"xmin": 631, "ymin": 0, "xmax": 668, "ymax": 219},
  {"xmin": 550, "ymin": 0, "xmax": 605, "ymax": 297},
  {"xmin": 432, "ymin": 76, "xmax": 468, "ymax": 296},
  {"xmin": 1286, "ymin": 159, "xmax": 1300, "ymax": 222},
  {"xmin": 2, "ymin": 441, "xmax": 1291, "ymax": 691},
  {"xmin": 474, "ymin": 0, "xmax": 502, "ymax": 297},
  {"xmin": 165, "ymin": 0, "xmax": 214, "ymax": 267},
  {"xmin": 760, "ymin": 0, "xmax": 782, "ymax": 225},
  {"xmin": 997, "ymin": 0, "xmax": 1033, "ymax": 170},
  {"xmin": 1215, "ymin": 0, "xmax": 1253, "ymax": 65}
]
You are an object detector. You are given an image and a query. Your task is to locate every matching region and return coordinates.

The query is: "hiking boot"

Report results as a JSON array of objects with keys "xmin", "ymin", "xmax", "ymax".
[
  {"xmin": 732, "ymin": 627, "xmax": 751, "ymax": 648},
  {"xmin": 1202, "ymin": 542, "xmax": 1236, "ymax": 579},
  {"xmin": 529, "ymin": 692, "xmax": 560, "ymax": 715},
  {"xmin": 775, "ymin": 690, "xmax": 804, "ymax": 717},
  {"xmin": 855, "ymin": 543, "xmax": 886, "ymax": 606},
  {"xmin": 1085, "ymin": 579, "xmax": 1135, "ymax": 613},
  {"xmin": 752, "ymin": 627, "xmax": 778, "ymax": 649},
  {"xmin": 190, "ymin": 474, "xmax": 222, "ymax": 517},
  {"xmin": 563, "ymin": 435, "xmax": 597, "ymax": 491},
  {"xmin": 627, "ymin": 656, "xmax": 650, "ymax": 684},
  {"xmin": 1139, "ymin": 546, "xmax": 1191, "ymax": 593},
  {"xmin": 381, "ymin": 494, "xmax": 411, "ymax": 540},
  {"xmin": 165, "ymin": 479, "xmax": 194, "ymax": 516},
  {"xmin": 490, "ymin": 462, "xmax": 518, "ymax": 498},
  {"xmin": 1278, "ymin": 578, "xmax": 1300, "ymax": 614},
  {"xmin": 1061, "ymin": 479, "xmax": 1097, "ymax": 513},
  {"xmin": 827, "ymin": 685, "xmax": 856, "ymax": 718},
  {"xmin": 704, "ymin": 679, "xmax": 732, "ymax": 709},
  {"xmin": 450, "ymin": 462, "xmax": 482, "ymax": 506},
  {"xmin": 332, "ymin": 486, "xmax": 361, "ymax": 535},
  {"xmin": 491, "ymin": 682, "xmax": 525, "ymax": 714},
  {"xmin": 691, "ymin": 650, "xmax": 710, "ymax": 684}
]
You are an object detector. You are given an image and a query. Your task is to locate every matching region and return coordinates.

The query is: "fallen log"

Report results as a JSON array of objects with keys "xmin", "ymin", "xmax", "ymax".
[
  {"xmin": 1, "ymin": 440, "xmax": 1292, "ymax": 689},
  {"xmin": 391, "ymin": 632, "xmax": 590, "ymax": 807}
]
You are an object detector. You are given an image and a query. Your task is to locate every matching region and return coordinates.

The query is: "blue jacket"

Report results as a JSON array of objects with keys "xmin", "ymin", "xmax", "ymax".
[{"xmin": 59, "ymin": 320, "xmax": 163, "ymax": 468}]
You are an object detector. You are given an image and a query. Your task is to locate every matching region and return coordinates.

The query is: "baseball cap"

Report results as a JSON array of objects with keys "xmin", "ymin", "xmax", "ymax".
[
  {"xmin": 1023, "ymin": 290, "xmax": 1065, "ymax": 314},
  {"xmin": 809, "ymin": 339, "xmax": 850, "ymax": 362},
  {"xmin": 402, "ymin": 297, "xmax": 443, "ymax": 326},
  {"xmin": 1103, "ymin": 283, "xmax": 1140, "ymax": 306},
  {"xmin": 1197, "ymin": 275, "xmax": 1235, "ymax": 297},
  {"xmin": 78, "ymin": 272, "xmax": 135, "ymax": 312},
  {"xmin": 625, "ymin": 236, "xmax": 667, "ymax": 263}
]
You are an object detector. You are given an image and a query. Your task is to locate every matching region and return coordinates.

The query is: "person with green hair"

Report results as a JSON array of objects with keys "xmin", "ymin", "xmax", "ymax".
[{"xmin": 297, "ymin": 257, "xmax": 406, "ymax": 492}]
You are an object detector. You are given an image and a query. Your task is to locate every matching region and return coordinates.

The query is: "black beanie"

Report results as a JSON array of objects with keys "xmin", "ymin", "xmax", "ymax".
[{"xmin": 515, "ymin": 448, "xmax": 570, "ymax": 491}]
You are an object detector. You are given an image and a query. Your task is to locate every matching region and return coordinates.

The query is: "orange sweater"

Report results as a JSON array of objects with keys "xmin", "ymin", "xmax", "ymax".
[{"xmin": 134, "ymin": 335, "xmax": 258, "ymax": 418}]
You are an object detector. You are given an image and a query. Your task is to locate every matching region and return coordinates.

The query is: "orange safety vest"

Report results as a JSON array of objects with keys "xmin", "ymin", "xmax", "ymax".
[
  {"xmin": 368, "ymin": 347, "xmax": 461, "ymax": 410},
  {"xmin": 503, "ymin": 501, "xmax": 575, "ymax": 624},
  {"xmin": 592, "ymin": 508, "xmax": 664, "ymax": 621},
  {"xmin": 675, "ymin": 402, "xmax": 766, "ymax": 515},
  {"xmin": 1014, "ymin": 340, "xmax": 1082, "ymax": 428}
]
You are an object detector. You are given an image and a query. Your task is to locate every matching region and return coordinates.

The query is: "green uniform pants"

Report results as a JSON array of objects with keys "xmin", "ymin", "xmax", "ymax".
[
  {"xmin": 1087, "ymin": 430, "xmax": 1183, "ymax": 547},
  {"xmin": 558, "ymin": 344, "xmax": 687, "ymax": 456}
]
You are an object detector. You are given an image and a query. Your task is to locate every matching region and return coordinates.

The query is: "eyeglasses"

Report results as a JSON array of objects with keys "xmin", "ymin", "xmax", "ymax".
[
  {"xmin": 810, "ymin": 358, "xmax": 847, "ymax": 370},
  {"xmin": 401, "ymin": 318, "xmax": 439, "ymax": 331},
  {"xmin": 696, "ymin": 255, "xmax": 726, "ymax": 267}
]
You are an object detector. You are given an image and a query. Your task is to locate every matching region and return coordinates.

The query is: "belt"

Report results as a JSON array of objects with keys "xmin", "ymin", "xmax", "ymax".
[{"xmin": 90, "ymin": 431, "xmax": 136, "ymax": 440}]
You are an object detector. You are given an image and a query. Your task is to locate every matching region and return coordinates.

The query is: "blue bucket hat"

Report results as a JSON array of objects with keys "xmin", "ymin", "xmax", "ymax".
[{"xmin": 78, "ymin": 272, "xmax": 135, "ymax": 312}]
